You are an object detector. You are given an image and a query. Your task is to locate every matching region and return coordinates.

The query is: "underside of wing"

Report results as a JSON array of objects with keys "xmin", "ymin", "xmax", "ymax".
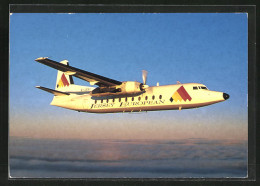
[{"xmin": 35, "ymin": 57, "xmax": 122, "ymax": 87}]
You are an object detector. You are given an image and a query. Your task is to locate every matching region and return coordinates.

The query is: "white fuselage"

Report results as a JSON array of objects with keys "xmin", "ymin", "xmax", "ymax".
[{"xmin": 50, "ymin": 83, "xmax": 228, "ymax": 113}]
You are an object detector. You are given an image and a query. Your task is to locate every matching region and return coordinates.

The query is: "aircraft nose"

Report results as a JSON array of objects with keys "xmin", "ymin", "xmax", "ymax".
[{"xmin": 223, "ymin": 93, "xmax": 230, "ymax": 100}]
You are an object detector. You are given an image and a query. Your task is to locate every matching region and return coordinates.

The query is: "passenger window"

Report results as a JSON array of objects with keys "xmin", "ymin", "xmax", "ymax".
[
  {"xmin": 95, "ymin": 100, "xmax": 97, "ymax": 104},
  {"xmin": 159, "ymin": 95, "xmax": 162, "ymax": 99},
  {"xmin": 193, "ymin": 86, "xmax": 198, "ymax": 90},
  {"xmin": 132, "ymin": 97, "xmax": 134, "ymax": 101},
  {"xmin": 112, "ymin": 98, "xmax": 115, "ymax": 102},
  {"xmin": 138, "ymin": 97, "xmax": 141, "ymax": 101},
  {"xmin": 101, "ymin": 99, "xmax": 103, "ymax": 103},
  {"xmin": 145, "ymin": 96, "xmax": 148, "ymax": 100},
  {"xmin": 119, "ymin": 98, "xmax": 121, "ymax": 102},
  {"xmin": 106, "ymin": 99, "xmax": 109, "ymax": 103},
  {"xmin": 125, "ymin": 97, "xmax": 127, "ymax": 102},
  {"xmin": 152, "ymin": 95, "xmax": 155, "ymax": 100}
]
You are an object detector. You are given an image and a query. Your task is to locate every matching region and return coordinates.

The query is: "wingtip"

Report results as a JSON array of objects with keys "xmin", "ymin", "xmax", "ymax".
[{"xmin": 35, "ymin": 57, "xmax": 49, "ymax": 61}]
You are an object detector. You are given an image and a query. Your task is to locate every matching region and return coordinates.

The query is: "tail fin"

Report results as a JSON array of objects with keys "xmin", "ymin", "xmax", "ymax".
[{"xmin": 55, "ymin": 60, "xmax": 74, "ymax": 90}]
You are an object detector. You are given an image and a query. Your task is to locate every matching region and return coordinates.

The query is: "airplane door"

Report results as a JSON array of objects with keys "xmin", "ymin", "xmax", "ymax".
[{"xmin": 190, "ymin": 86, "xmax": 199, "ymax": 101}]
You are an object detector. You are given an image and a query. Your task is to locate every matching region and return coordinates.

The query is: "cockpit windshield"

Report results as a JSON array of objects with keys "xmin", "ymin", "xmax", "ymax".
[{"xmin": 193, "ymin": 86, "xmax": 208, "ymax": 90}]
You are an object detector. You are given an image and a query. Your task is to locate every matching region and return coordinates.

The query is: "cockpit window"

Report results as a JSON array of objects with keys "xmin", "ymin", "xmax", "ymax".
[
  {"xmin": 201, "ymin": 86, "xmax": 208, "ymax": 90},
  {"xmin": 194, "ymin": 86, "xmax": 208, "ymax": 90}
]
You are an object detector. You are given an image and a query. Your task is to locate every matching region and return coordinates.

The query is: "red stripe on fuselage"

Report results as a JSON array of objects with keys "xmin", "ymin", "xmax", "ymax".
[
  {"xmin": 177, "ymin": 86, "xmax": 192, "ymax": 101},
  {"xmin": 177, "ymin": 86, "xmax": 188, "ymax": 101}
]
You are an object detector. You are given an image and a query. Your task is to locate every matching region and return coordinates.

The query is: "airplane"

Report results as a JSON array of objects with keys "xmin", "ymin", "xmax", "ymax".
[{"xmin": 35, "ymin": 57, "xmax": 229, "ymax": 113}]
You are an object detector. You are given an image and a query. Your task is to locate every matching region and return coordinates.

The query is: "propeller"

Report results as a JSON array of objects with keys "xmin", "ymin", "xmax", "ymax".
[
  {"xmin": 141, "ymin": 70, "xmax": 149, "ymax": 90},
  {"xmin": 142, "ymin": 70, "xmax": 148, "ymax": 85}
]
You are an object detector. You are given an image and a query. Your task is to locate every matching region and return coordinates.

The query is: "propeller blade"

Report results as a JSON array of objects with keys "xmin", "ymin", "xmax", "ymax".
[{"xmin": 142, "ymin": 70, "xmax": 148, "ymax": 85}]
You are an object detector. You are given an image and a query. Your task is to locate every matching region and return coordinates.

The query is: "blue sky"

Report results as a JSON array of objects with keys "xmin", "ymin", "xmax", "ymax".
[{"xmin": 9, "ymin": 13, "xmax": 248, "ymax": 140}]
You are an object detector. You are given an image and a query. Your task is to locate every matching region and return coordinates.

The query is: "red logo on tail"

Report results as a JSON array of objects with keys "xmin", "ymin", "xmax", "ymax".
[{"xmin": 57, "ymin": 73, "xmax": 69, "ymax": 88}]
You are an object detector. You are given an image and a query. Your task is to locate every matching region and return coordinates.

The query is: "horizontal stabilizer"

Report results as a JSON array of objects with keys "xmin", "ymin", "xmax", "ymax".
[{"xmin": 36, "ymin": 86, "xmax": 70, "ymax": 96}]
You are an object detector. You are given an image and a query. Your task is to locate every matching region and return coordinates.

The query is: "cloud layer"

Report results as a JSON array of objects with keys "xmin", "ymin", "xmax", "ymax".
[{"xmin": 9, "ymin": 137, "xmax": 247, "ymax": 178}]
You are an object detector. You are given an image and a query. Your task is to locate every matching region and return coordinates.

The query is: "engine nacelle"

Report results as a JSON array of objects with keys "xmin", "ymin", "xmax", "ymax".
[{"xmin": 119, "ymin": 81, "xmax": 143, "ymax": 94}]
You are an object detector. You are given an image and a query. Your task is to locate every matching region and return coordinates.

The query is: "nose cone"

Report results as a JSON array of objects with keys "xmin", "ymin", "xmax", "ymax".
[{"xmin": 223, "ymin": 93, "xmax": 230, "ymax": 100}]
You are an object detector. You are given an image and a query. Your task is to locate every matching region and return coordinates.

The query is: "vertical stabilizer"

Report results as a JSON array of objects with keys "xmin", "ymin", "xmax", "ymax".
[{"xmin": 55, "ymin": 60, "xmax": 74, "ymax": 90}]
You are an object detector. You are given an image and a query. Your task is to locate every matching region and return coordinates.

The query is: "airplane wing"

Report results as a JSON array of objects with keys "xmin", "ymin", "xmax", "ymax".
[
  {"xmin": 36, "ymin": 86, "xmax": 70, "ymax": 96},
  {"xmin": 35, "ymin": 57, "xmax": 122, "ymax": 87}
]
